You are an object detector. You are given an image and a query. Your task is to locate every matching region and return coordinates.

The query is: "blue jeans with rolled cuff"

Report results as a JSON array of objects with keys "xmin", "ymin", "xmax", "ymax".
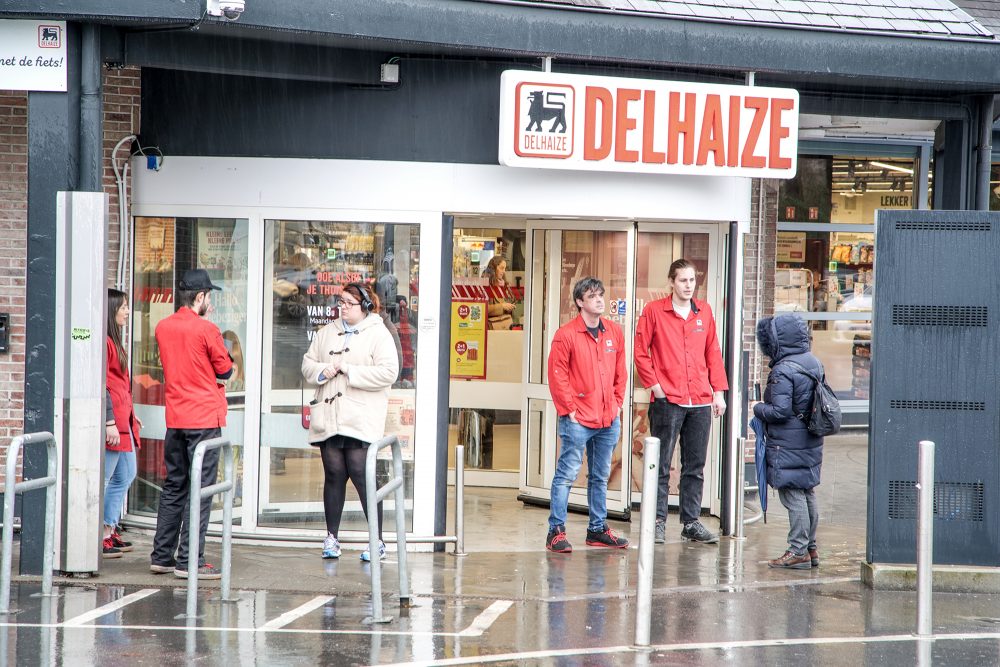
[{"xmin": 548, "ymin": 416, "xmax": 621, "ymax": 533}]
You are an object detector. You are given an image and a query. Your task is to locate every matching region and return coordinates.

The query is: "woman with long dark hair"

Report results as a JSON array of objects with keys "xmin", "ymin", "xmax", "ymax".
[{"xmin": 104, "ymin": 288, "xmax": 142, "ymax": 558}]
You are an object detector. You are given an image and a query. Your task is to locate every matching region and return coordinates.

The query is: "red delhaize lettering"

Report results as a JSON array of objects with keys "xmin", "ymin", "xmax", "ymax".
[{"xmin": 501, "ymin": 71, "xmax": 798, "ymax": 178}]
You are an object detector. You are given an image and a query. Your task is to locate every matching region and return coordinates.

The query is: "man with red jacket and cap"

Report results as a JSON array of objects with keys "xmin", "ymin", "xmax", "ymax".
[
  {"xmin": 545, "ymin": 277, "xmax": 628, "ymax": 553},
  {"xmin": 150, "ymin": 269, "xmax": 233, "ymax": 579},
  {"xmin": 634, "ymin": 258, "xmax": 728, "ymax": 545}
]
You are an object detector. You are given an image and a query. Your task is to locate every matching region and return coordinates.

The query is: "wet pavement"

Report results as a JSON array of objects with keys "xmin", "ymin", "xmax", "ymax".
[{"xmin": 2, "ymin": 434, "xmax": 999, "ymax": 665}]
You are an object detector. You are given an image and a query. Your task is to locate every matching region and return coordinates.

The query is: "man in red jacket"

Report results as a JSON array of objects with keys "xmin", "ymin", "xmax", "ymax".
[
  {"xmin": 151, "ymin": 269, "xmax": 233, "ymax": 579},
  {"xmin": 634, "ymin": 259, "xmax": 728, "ymax": 545},
  {"xmin": 545, "ymin": 277, "xmax": 628, "ymax": 553}
]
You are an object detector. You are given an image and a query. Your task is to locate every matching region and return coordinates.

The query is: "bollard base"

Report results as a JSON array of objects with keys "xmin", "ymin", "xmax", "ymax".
[
  {"xmin": 208, "ymin": 596, "xmax": 241, "ymax": 604},
  {"xmin": 362, "ymin": 615, "xmax": 394, "ymax": 625},
  {"xmin": 450, "ymin": 551, "xmax": 468, "ymax": 558}
]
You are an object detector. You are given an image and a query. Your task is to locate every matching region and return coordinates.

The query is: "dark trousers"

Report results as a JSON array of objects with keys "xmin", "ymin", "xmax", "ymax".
[
  {"xmin": 648, "ymin": 400, "xmax": 712, "ymax": 524},
  {"xmin": 151, "ymin": 427, "xmax": 221, "ymax": 569}
]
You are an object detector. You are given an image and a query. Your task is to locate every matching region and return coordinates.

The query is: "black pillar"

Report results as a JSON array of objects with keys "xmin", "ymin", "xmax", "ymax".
[
  {"xmin": 933, "ymin": 117, "xmax": 973, "ymax": 211},
  {"xmin": 22, "ymin": 24, "xmax": 81, "ymax": 575}
]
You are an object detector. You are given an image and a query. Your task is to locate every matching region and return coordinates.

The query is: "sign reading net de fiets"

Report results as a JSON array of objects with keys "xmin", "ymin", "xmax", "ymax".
[
  {"xmin": 499, "ymin": 70, "xmax": 799, "ymax": 179},
  {"xmin": 0, "ymin": 20, "xmax": 68, "ymax": 92}
]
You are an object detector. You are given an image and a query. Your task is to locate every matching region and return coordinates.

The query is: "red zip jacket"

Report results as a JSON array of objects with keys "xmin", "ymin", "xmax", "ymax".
[
  {"xmin": 547, "ymin": 315, "xmax": 626, "ymax": 429},
  {"xmin": 634, "ymin": 297, "xmax": 728, "ymax": 406},
  {"xmin": 106, "ymin": 337, "xmax": 140, "ymax": 451},
  {"xmin": 155, "ymin": 307, "xmax": 232, "ymax": 429}
]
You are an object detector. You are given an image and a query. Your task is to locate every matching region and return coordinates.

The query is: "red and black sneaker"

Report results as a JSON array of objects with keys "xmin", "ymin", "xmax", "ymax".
[
  {"xmin": 586, "ymin": 526, "xmax": 629, "ymax": 549},
  {"xmin": 546, "ymin": 525, "xmax": 572, "ymax": 553},
  {"xmin": 102, "ymin": 537, "xmax": 123, "ymax": 559},
  {"xmin": 110, "ymin": 531, "xmax": 134, "ymax": 552}
]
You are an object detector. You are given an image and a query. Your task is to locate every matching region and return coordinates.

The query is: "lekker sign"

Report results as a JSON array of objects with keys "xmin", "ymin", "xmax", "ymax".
[{"xmin": 499, "ymin": 70, "xmax": 799, "ymax": 179}]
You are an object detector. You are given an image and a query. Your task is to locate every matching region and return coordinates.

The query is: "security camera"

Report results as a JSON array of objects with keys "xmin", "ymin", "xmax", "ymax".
[{"xmin": 207, "ymin": 0, "xmax": 245, "ymax": 21}]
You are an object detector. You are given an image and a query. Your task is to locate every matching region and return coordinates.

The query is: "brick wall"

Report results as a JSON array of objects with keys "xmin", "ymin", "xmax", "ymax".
[
  {"xmin": 0, "ymin": 91, "xmax": 28, "ymax": 475},
  {"xmin": 0, "ymin": 67, "xmax": 140, "ymax": 481}
]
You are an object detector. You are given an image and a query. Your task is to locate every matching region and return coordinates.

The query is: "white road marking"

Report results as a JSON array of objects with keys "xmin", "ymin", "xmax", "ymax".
[
  {"xmin": 60, "ymin": 588, "xmax": 160, "ymax": 627},
  {"xmin": 261, "ymin": 595, "xmax": 336, "ymax": 629},
  {"xmin": 0, "ymin": 621, "xmax": 462, "ymax": 637},
  {"xmin": 375, "ymin": 631, "xmax": 1000, "ymax": 666},
  {"xmin": 457, "ymin": 600, "xmax": 513, "ymax": 637}
]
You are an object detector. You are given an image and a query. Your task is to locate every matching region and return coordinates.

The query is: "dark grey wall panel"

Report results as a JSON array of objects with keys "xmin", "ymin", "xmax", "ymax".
[
  {"xmin": 140, "ymin": 60, "xmax": 510, "ymax": 164},
  {"xmin": 869, "ymin": 210, "xmax": 1000, "ymax": 566}
]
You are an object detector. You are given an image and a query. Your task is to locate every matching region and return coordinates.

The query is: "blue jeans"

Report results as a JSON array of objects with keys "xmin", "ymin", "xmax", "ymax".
[
  {"xmin": 549, "ymin": 416, "xmax": 620, "ymax": 533},
  {"xmin": 104, "ymin": 446, "xmax": 137, "ymax": 528}
]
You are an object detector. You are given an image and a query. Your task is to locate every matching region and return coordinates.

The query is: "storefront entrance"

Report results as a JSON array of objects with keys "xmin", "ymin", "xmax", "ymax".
[{"xmin": 516, "ymin": 219, "xmax": 723, "ymax": 518}]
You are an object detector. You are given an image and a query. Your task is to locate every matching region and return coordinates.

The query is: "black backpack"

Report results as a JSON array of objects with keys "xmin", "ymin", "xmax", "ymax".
[{"xmin": 780, "ymin": 360, "xmax": 842, "ymax": 437}]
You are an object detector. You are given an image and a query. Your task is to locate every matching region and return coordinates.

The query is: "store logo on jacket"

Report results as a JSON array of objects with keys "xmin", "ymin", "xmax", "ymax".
[{"xmin": 511, "ymin": 83, "xmax": 575, "ymax": 159}]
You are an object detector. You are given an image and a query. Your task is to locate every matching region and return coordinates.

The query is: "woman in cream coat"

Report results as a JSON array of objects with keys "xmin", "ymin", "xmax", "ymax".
[{"xmin": 301, "ymin": 283, "xmax": 399, "ymax": 562}]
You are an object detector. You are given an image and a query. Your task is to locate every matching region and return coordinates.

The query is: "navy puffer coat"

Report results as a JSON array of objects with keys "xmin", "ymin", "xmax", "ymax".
[{"xmin": 753, "ymin": 313, "xmax": 824, "ymax": 490}]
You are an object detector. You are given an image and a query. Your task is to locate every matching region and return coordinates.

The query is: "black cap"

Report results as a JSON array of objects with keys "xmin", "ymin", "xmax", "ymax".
[{"xmin": 178, "ymin": 269, "xmax": 222, "ymax": 291}]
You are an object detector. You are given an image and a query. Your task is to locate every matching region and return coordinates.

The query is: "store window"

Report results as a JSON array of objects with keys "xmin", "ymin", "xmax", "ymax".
[
  {"xmin": 260, "ymin": 220, "xmax": 419, "ymax": 531},
  {"xmin": 448, "ymin": 226, "xmax": 526, "ymax": 477},
  {"xmin": 130, "ymin": 217, "xmax": 249, "ymax": 522},
  {"xmin": 777, "ymin": 154, "xmax": 919, "ymax": 401}
]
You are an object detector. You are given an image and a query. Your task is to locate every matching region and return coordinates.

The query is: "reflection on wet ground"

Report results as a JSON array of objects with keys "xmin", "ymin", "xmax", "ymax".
[{"xmin": 1, "ymin": 434, "xmax": 997, "ymax": 665}]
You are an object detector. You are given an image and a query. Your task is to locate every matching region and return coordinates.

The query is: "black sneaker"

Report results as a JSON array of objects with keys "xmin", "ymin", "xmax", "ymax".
[
  {"xmin": 585, "ymin": 526, "xmax": 629, "ymax": 549},
  {"xmin": 546, "ymin": 525, "xmax": 572, "ymax": 553},
  {"xmin": 174, "ymin": 563, "xmax": 223, "ymax": 580},
  {"xmin": 101, "ymin": 537, "xmax": 123, "ymax": 559},
  {"xmin": 109, "ymin": 531, "xmax": 133, "ymax": 552},
  {"xmin": 681, "ymin": 521, "xmax": 719, "ymax": 544}
]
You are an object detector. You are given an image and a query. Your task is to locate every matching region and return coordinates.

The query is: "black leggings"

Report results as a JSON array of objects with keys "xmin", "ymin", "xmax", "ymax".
[{"xmin": 319, "ymin": 437, "xmax": 383, "ymax": 539}]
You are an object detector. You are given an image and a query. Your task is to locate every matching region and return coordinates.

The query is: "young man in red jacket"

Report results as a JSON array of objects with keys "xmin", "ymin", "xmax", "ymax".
[
  {"xmin": 151, "ymin": 269, "xmax": 233, "ymax": 579},
  {"xmin": 634, "ymin": 259, "xmax": 728, "ymax": 545},
  {"xmin": 545, "ymin": 277, "xmax": 629, "ymax": 553}
]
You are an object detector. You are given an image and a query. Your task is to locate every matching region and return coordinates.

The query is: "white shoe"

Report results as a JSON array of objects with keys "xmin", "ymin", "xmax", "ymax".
[
  {"xmin": 322, "ymin": 534, "xmax": 341, "ymax": 559},
  {"xmin": 360, "ymin": 540, "xmax": 386, "ymax": 562}
]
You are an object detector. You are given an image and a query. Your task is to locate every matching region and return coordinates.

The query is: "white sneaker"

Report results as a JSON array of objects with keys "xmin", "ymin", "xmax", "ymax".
[
  {"xmin": 322, "ymin": 534, "xmax": 341, "ymax": 559},
  {"xmin": 360, "ymin": 540, "xmax": 386, "ymax": 562}
]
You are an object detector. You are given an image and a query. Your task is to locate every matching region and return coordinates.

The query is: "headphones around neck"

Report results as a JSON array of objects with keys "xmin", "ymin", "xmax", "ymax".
[{"xmin": 346, "ymin": 282, "xmax": 375, "ymax": 313}]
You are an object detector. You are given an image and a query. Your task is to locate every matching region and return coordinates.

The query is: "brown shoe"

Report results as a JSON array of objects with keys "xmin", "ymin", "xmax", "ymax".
[
  {"xmin": 768, "ymin": 551, "xmax": 811, "ymax": 570},
  {"xmin": 808, "ymin": 547, "xmax": 820, "ymax": 568}
]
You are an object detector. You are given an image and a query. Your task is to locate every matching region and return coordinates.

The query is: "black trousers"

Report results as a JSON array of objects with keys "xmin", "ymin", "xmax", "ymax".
[
  {"xmin": 648, "ymin": 400, "xmax": 713, "ymax": 525},
  {"xmin": 151, "ymin": 427, "xmax": 221, "ymax": 569}
]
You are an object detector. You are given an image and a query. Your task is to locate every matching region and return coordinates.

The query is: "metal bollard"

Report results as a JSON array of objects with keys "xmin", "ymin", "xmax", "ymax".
[
  {"xmin": 734, "ymin": 437, "xmax": 747, "ymax": 539},
  {"xmin": 916, "ymin": 440, "xmax": 935, "ymax": 638},
  {"xmin": 1, "ymin": 432, "xmax": 58, "ymax": 614},
  {"xmin": 364, "ymin": 435, "xmax": 410, "ymax": 624},
  {"xmin": 178, "ymin": 437, "xmax": 235, "ymax": 620},
  {"xmin": 454, "ymin": 445, "xmax": 466, "ymax": 556},
  {"xmin": 634, "ymin": 436, "xmax": 660, "ymax": 648}
]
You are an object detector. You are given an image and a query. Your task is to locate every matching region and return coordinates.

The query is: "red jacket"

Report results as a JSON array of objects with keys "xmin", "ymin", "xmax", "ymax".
[
  {"xmin": 634, "ymin": 297, "xmax": 728, "ymax": 406},
  {"xmin": 547, "ymin": 315, "xmax": 626, "ymax": 429},
  {"xmin": 106, "ymin": 337, "xmax": 140, "ymax": 451},
  {"xmin": 155, "ymin": 307, "xmax": 232, "ymax": 429}
]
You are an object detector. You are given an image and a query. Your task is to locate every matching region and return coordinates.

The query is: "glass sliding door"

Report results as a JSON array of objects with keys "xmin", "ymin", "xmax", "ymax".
[
  {"xmin": 258, "ymin": 219, "xmax": 420, "ymax": 533},
  {"xmin": 130, "ymin": 217, "xmax": 250, "ymax": 524}
]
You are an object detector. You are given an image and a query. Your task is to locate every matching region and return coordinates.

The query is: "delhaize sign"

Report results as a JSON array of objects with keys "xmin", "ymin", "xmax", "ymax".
[
  {"xmin": 499, "ymin": 70, "xmax": 799, "ymax": 179},
  {"xmin": 0, "ymin": 20, "xmax": 67, "ymax": 92}
]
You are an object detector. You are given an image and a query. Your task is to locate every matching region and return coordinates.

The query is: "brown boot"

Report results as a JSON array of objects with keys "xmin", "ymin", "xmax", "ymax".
[
  {"xmin": 808, "ymin": 547, "xmax": 820, "ymax": 568},
  {"xmin": 768, "ymin": 550, "xmax": 810, "ymax": 570}
]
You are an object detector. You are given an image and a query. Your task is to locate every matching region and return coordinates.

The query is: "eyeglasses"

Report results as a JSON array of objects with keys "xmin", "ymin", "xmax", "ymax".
[{"xmin": 340, "ymin": 299, "xmax": 360, "ymax": 308}]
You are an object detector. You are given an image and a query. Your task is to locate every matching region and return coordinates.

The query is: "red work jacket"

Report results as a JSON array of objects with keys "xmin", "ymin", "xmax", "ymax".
[
  {"xmin": 154, "ymin": 307, "xmax": 232, "ymax": 429},
  {"xmin": 634, "ymin": 297, "xmax": 728, "ymax": 406},
  {"xmin": 547, "ymin": 315, "xmax": 626, "ymax": 429},
  {"xmin": 106, "ymin": 337, "xmax": 140, "ymax": 451}
]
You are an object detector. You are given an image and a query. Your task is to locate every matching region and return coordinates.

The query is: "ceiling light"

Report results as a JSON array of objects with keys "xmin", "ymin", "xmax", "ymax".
[{"xmin": 869, "ymin": 160, "xmax": 913, "ymax": 175}]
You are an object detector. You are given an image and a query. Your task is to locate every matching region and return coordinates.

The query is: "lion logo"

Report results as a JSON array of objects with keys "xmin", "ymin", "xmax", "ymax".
[{"xmin": 525, "ymin": 91, "xmax": 567, "ymax": 133}]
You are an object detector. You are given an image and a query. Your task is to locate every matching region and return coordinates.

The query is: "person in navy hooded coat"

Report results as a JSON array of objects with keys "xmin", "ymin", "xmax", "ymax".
[{"xmin": 753, "ymin": 313, "xmax": 824, "ymax": 570}]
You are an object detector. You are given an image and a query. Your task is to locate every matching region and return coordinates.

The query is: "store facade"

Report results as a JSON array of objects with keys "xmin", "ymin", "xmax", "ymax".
[{"xmin": 6, "ymin": 1, "xmax": 1000, "ymax": 561}]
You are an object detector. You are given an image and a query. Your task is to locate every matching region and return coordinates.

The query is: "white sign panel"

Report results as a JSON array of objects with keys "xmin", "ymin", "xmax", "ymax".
[
  {"xmin": 499, "ymin": 70, "xmax": 799, "ymax": 179},
  {"xmin": 0, "ymin": 20, "xmax": 67, "ymax": 92}
]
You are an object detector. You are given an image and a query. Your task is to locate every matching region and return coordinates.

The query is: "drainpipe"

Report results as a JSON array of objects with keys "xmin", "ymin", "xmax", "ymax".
[
  {"xmin": 975, "ymin": 94, "xmax": 993, "ymax": 211},
  {"xmin": 79, "ymin": 24, "xmax": 102, "ymax": 193}
]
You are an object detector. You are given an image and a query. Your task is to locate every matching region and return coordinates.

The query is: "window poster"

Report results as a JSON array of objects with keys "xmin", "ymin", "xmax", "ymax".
[
  {"xmin": 197, "ymin": 221, "xmax": 249, "ymax": 392},
  {"xmin": 382, "ymin": 389, "xmax": 416, "ymax": 461},
  {"xmin": 449, "ymin": 299, "xmax": 488, "ymax": 379}
]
